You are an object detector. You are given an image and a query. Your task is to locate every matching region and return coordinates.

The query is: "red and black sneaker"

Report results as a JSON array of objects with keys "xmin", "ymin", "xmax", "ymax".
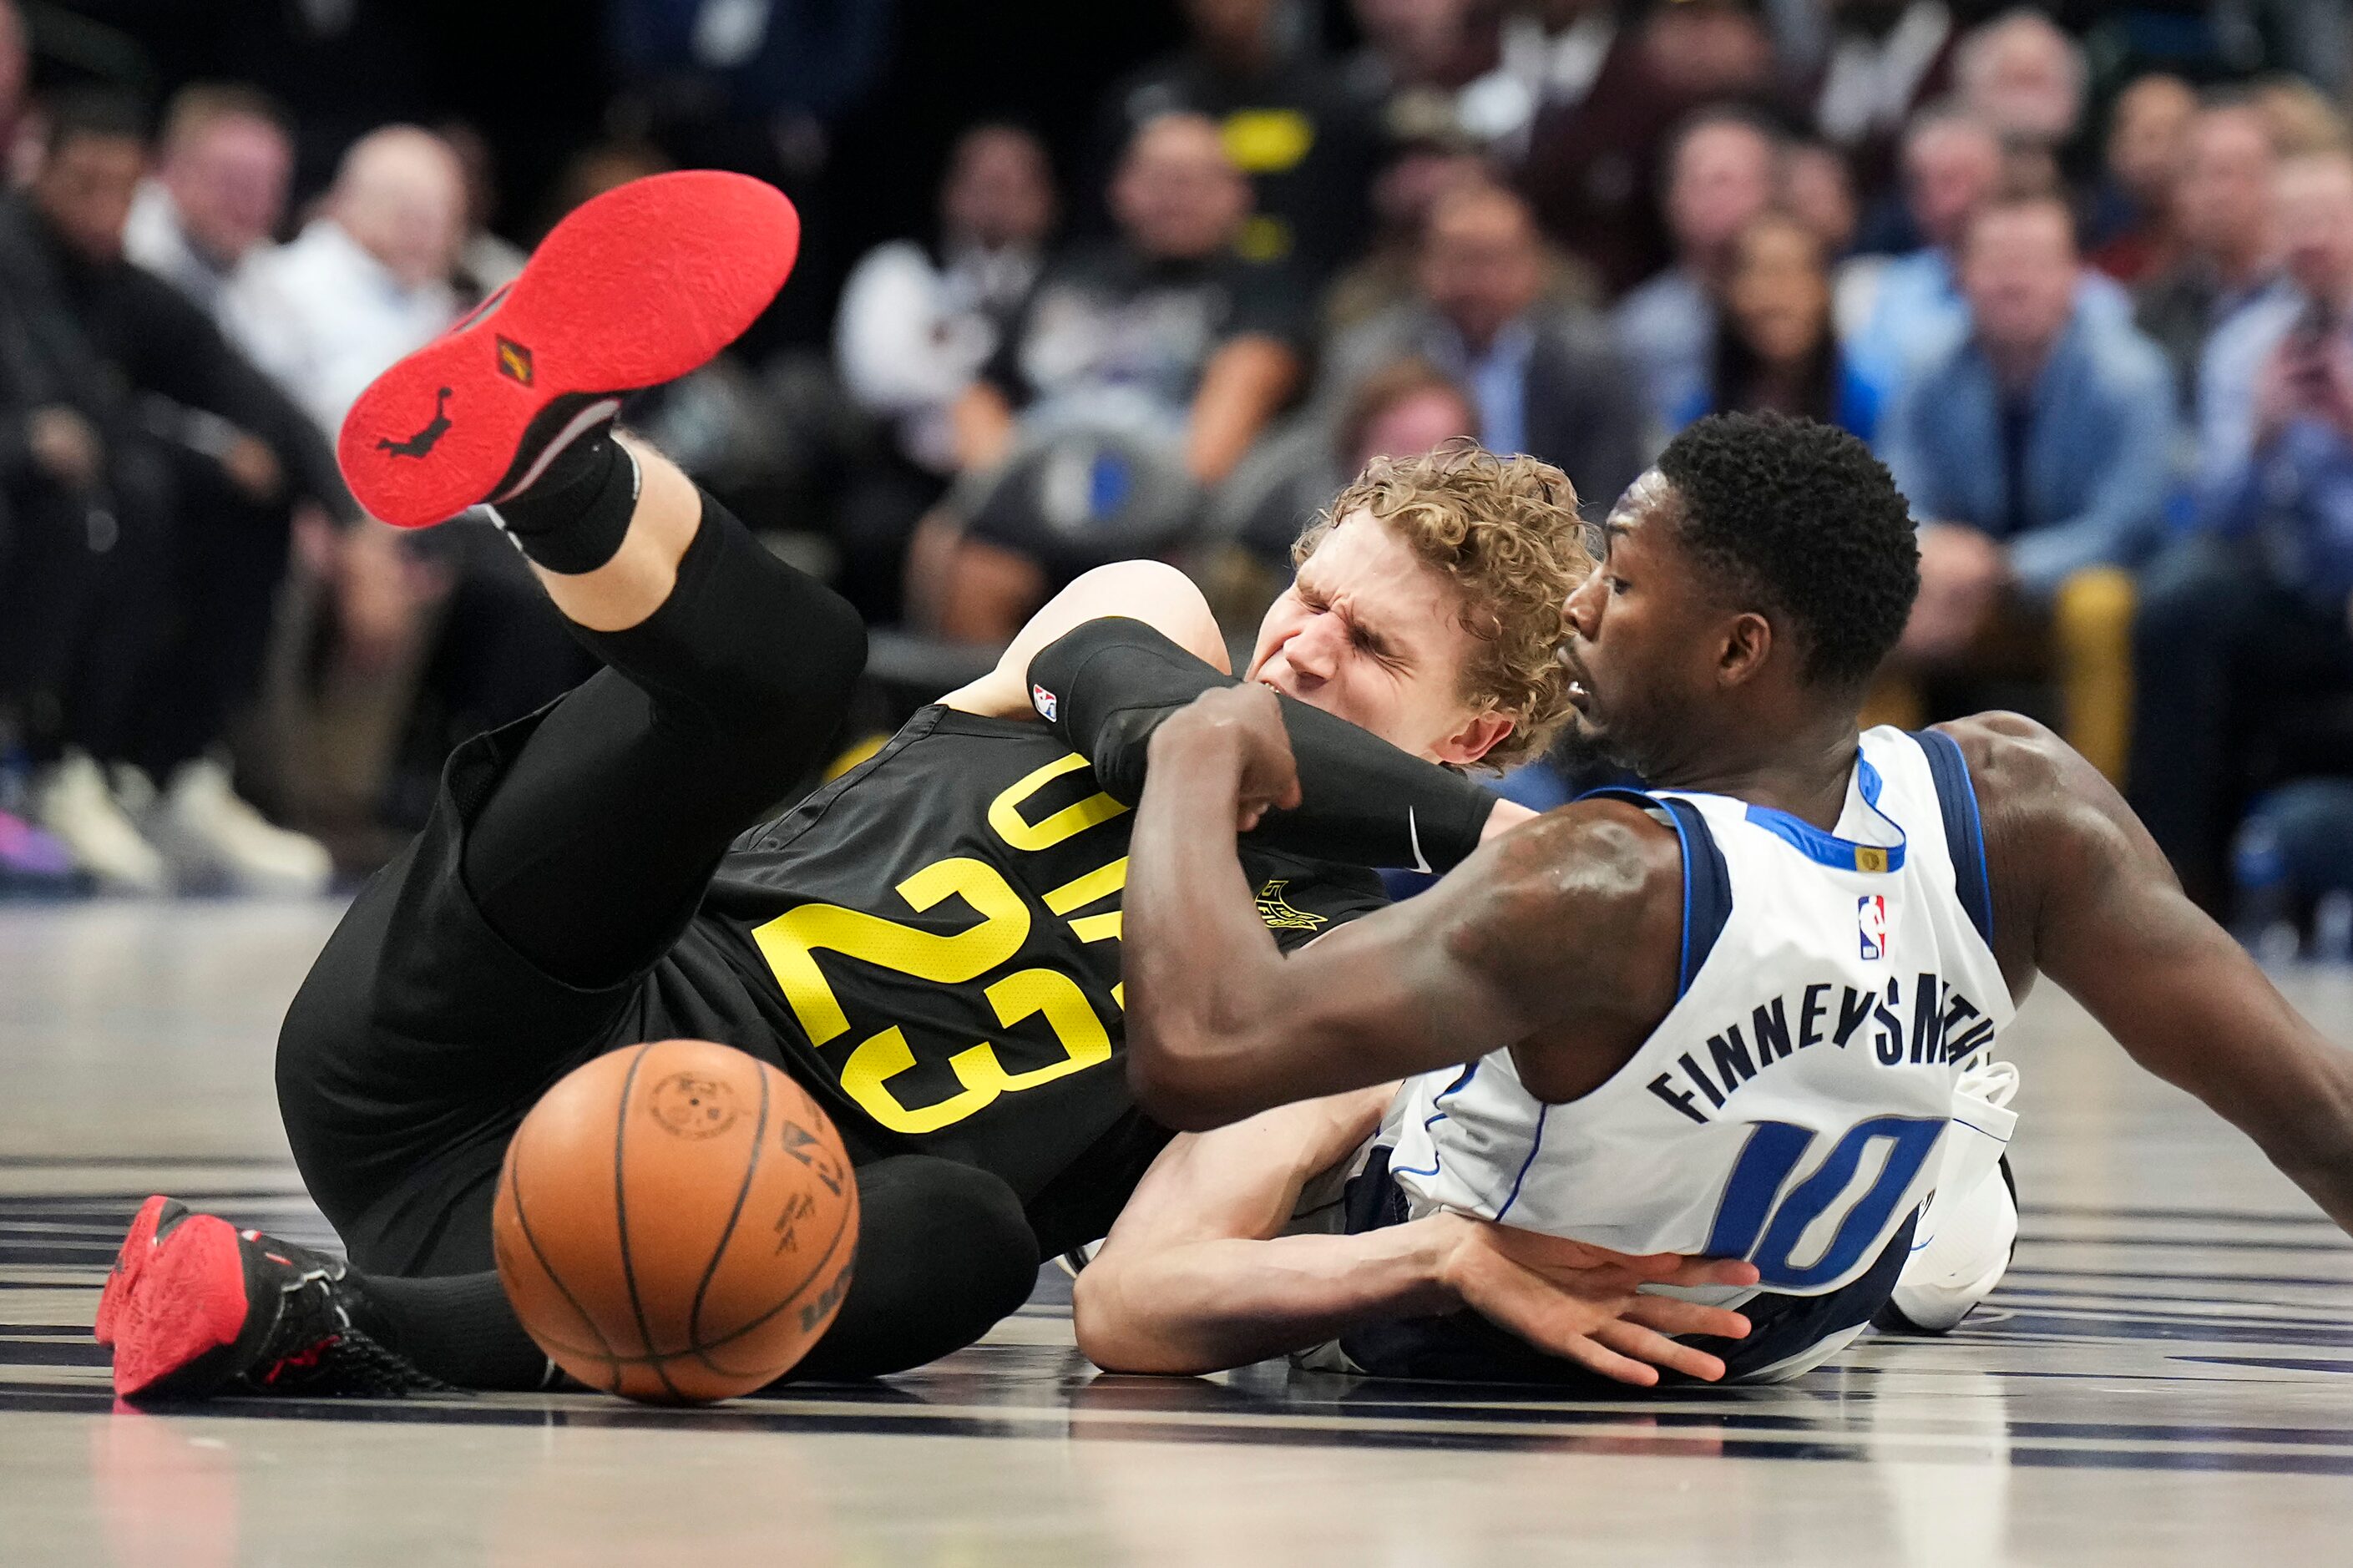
[
  {"xmin": 101, "ymin": 1198, "xmax": 446, "ymax": 1402},
  {"xmin": 337, "ymin": 169, "xmax": 799, "ymax": 529}
]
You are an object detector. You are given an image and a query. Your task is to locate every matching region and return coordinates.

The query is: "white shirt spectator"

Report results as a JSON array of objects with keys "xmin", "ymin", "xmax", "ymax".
[
  {"xmin": 835, "ymin": 238, "xmax": 1038, "ymax": 473},
  {"xmin": 246, "ymin": 215, "xmax": 458, "ymax": 437}
]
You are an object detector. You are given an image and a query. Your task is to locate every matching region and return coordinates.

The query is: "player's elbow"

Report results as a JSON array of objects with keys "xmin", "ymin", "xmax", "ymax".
[
  {"xmin": 1071, "ymin": 1266, "xmax": 1217, "ymax": 1376},
  {"xmin": 1126, "ymin": 1041, "xmax": 1238, "ymax": 1134}
]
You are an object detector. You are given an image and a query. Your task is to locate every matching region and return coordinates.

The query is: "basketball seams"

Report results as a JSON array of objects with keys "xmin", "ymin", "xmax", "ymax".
[
  {"xmin": 498, "ymin": 1130, "xmax": 623, "ymax": 1365},
  {"xmin": 686, "ymin": 1054, "xmax": 770, "ymax": 1357},
  {"xmin": 688, "ymin": 1147, "xmax": 859, "ymax": 1367},
  {"xmin": 610, "ymin": 1042, "xmax": 688, "ymax": 1401}
]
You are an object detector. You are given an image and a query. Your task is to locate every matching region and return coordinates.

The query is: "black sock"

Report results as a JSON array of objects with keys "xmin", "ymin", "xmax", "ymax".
[
  {"xmin": 491, "ymin": 425, "xmax": 638, "ymax": 575},
  {"xmin": 344, "ymin": 1268, "xmax": 556, "ymax": 1390}
]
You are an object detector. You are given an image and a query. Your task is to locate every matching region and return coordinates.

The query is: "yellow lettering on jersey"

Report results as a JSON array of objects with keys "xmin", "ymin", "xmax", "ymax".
[
  {"xmin": 838, "ymin": 968, "xmax": 1112, "ymax": 1133},
  {"xmin": 1043, "ymin": 856, "xmax": 1126, "ymax": 914},
  {"xmin": 751, "ymin": 857, "xmax": 1030, "ymax": 1045},
  {"xmin": 1068, "ymin": 912, "xmax": 1121, "ymax": 943},
  {"xmin": 989, "ymin": 753, "xmax": 1129, "ymax": 851}
]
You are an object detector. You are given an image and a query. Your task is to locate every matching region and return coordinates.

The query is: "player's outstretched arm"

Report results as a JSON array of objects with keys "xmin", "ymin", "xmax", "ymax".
[
  {"xmin": 1123, "ymin": 685, "xmax": 1682, "ymax": 1130},
  {"xmin": 1961, "ymin": 713, "xmax": 2353, "ymax": 1234},
  {"xmin": 1071, "ymin": 1088, "xmax": 1757, "ymax": 1383}
]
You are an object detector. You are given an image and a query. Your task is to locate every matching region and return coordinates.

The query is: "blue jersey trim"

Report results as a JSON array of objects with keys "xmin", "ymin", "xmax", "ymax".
[
  {"xmin": 1495, "ymin": 1103, "xmax": 1552, "ymax": 1222},
  {"xmin": 1741, "ymin": 758, "xmax": 1907, "ymax": 873},
  {"xmin": 1389, "ymin": 1063, "xmax": 1480, "ymax": 1182},
  {"xmin": 1576, "ymin": 787, "xmax": 1732, "ymax": 999},
  {"xmin": 1911, "ymin": 728, "xmax": 1995, "ymax": 948}
]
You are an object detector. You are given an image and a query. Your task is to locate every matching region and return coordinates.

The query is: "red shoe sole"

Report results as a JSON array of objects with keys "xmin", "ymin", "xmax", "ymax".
[
  {"xmin": 110, "ymin": 1215, "xmax": 251, "ymax": 1401},
  {"xmin": 337, "ymin": 169, "xmax": 800, "ymax": 529},
  {"xmin": 94, "ymin": 1195, "xmax": 170, "ymax": 1348}
]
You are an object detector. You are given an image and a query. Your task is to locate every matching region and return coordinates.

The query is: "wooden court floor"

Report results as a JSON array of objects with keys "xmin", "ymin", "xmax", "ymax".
[{"xmin": 3, "ymin": 902, "xmax": 2351, "ymax": 1565}]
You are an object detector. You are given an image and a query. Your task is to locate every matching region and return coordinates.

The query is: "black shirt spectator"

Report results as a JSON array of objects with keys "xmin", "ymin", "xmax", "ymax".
[
  {"xmin": 1094, "ymin": 0, "xmax": 1379, "ymax": 281},
  {"xmin": 982, "ymin": 241, "xmax": 1308, "ymax": 423}
]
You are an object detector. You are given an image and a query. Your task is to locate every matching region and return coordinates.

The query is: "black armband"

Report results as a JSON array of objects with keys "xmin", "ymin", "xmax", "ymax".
[{"xmin": 1027, "ymin": 616, "xmax": 1498, "ymax": 873}]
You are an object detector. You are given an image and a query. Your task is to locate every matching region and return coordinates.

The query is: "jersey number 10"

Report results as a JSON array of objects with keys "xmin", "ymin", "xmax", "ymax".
[{"xmin": 1703, "ymin": 1115, "xmax": 1946, "ymax": 1291}]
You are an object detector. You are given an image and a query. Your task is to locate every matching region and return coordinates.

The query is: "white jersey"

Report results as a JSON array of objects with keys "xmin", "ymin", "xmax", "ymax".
[{"xmin": 1385, "ymin": 726, "xmax": 2013, "ymax": 1302}]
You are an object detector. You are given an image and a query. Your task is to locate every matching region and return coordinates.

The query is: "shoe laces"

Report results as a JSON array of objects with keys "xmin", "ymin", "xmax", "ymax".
[{"xmin": 236, "ymin": 1237, "xmax": 453, "ymax": 1398}]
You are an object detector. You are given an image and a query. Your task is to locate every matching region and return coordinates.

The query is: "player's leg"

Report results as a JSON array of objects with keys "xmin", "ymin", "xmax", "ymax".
[
  {"xmin": 104, "ymin": 174, "xmax": 853, "ymax": 1395},
  {"xmin": 104, "ymin": 1154, "xmax": 1039, "ymax": 1398}
]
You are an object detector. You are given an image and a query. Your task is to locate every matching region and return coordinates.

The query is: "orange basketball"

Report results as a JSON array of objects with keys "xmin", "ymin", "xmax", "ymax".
[{"xmin": 492, "ymin": 1039, "xmax": 858, "ymax": 1403}]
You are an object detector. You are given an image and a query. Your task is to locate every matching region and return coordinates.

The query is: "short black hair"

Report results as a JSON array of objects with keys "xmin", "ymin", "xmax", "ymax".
[
  {"xmin": 42, "ymin": 88, "xmax": 150, "ymax": 159},
  {"xmin": 1653, "ymin": 412, "xmax": 1919, "ymax": 690}
]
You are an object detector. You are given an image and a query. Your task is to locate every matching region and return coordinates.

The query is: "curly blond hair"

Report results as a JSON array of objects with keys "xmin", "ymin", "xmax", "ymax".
[{"xmin": 1294, "ymin": 440, "xmax": 1591, "ymax": 771}]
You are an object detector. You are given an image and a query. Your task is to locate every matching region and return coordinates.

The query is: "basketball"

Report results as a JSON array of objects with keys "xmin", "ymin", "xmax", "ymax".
[{"xmin": 491, "ymin": 1039, "xmax": 858, "ymax": 1403}]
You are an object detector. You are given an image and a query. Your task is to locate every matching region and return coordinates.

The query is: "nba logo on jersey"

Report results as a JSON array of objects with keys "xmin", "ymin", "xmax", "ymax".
[
  {"xmin": 1030, "ymin": 684, "xmax": 1058, "ymax": 721},
  {"xmin": 1859, "ymin": 894, "xmax": 1888, "ymax": 959}
]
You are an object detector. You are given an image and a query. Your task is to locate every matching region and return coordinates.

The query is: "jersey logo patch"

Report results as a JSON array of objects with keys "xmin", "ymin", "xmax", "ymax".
[
  {"xmin": 1256, "ymin": 879, "xmax": 1326, "ymax": 932},
  {"xmin": 1859, "ymin": 894, "xmax": 1888, "ymax": 960},
  {"xmin": 1031, "ymin": 684, "xmax": 1058, "ymax": 721}
]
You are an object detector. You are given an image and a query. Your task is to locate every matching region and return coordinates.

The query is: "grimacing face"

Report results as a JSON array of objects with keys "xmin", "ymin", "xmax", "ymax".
[
  {"xmin": 1560, "ymin": 472, "xmax": 1728, "ymax": 778},
  {"xmin": 1247, "ymin": 510, "xmax": 1511, "ymax": 767}
]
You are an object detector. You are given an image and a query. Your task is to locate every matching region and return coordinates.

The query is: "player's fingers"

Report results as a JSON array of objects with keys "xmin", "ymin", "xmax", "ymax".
[
  {"xmin": 1594, "ymin": 1319, "xmax": 1728, "ymax": 1383},
  {"xmin": 1557, "ymin": 1333, "xmax": 1662, "ymax": 1388},
  {"xmin": 1672, "ymin": 1257, "xmax": 1761, "ymax": 1291},
  {"xmin": 1626, "ymin": 1295, "xmax": 1752, "ymax": 1342}
]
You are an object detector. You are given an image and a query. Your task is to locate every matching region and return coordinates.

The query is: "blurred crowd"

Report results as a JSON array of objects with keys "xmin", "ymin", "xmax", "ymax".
[{"xmin": 3, "ymin": 0, "xmax": 2353, "ymax": 953}]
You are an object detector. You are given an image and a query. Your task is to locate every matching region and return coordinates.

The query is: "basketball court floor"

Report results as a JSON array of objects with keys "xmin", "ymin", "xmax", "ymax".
[{"xmin": 4, "ymin": 899, "xmax": 2351, "ymax": 1565}]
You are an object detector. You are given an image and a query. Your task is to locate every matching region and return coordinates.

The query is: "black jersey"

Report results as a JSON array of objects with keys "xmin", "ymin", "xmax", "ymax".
[{"xmin": 686, "ymin": 706, "xmax": 1389, "ymax": 1243}]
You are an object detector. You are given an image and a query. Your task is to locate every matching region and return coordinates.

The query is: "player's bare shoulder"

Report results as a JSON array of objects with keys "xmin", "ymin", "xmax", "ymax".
[
  {"xmin": 1934, "ymin": 711, "xmax": 2166, "ymax": 990},
  {"xmin": 1461, "ymin": 796, "xmax": 1686, "ymax": 1099}
]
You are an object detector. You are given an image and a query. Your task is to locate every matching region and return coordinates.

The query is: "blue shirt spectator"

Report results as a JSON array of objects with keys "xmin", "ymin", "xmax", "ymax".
[{"xmin": 1884, "ymin": 195, "xmax": 2175, "ymax": 611}]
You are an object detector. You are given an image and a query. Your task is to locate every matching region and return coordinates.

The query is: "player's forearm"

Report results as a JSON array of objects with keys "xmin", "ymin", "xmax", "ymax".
[
  {"xmin": 1030, "ymin": 618, "xmax": 1500, "ymax": 872},
  {"xmin": 1125, "ymin": 731, "xmax": 1295, "ymax": 1129},
  {"xmin": 1074, "ymin": 1227, "xmax": 1455, "ymax": 1375}
]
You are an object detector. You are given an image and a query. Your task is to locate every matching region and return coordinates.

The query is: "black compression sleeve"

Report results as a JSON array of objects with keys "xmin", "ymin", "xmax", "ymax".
[{"xmin": 1027, "ymin": 615, "xmax": 1498, "ymax": 873}]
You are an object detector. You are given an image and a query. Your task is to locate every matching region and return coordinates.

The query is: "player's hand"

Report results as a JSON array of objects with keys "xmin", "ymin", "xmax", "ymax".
[
  {"xmin": 1155, "ymin": 683, "xmax": 1303, "ymax": 832},
  {"xmin": 1430, "ymin": 1211, "xmax": 1758, "ymax": 1387}
]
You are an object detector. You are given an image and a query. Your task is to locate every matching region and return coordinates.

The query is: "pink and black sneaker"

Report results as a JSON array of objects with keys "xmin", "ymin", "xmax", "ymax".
[
  {"xmin": 337, "ymin": 169, "xmax": 799, "ymax": 529},
  {"xmin": 99, "ymin": 1196, "xmax": 443, "ymax": 1402}
]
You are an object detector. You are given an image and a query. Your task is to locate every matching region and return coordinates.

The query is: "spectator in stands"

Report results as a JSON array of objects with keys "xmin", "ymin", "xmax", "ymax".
[
  {"xmin": 2131, "ymin": 149, "xmax": 2353, "ymax": 911},
  {"xmin": 0, "ymin": 92, "xmax": 348, "ymax": 893},
  {"xmin": 1321, "ymin": 131, "xmax": 1497, "ymax": 335},
  {"xmin": 919, "ymin": 111, "xmax": 1307, "ymax": 642},
  {"xmin": 1782, "ymin": 139, "xmax": 1860, "ymax": 260},
  {"xmin": 1613, "ymin": 107, "xmax": 1782, "ymax": 432},
  {"xmin": 1345, "ymin": 0, "xmax": 1497, "ymax": 129},
  {"xmin": 122, "ymin": 84, "xmax": 304, "ymax": 378},
  {"xmin": 1882, "ymin": 190, "xmax": 2174, "ymax": 778},
  {"xmin": 1678, "ymin": 209, "xmax": 1880, "ymax": 439},
  {"xmin": 1809, "ymin": 0, "xmax": 1958, "ymax": 203},
  {"xmin": 251, "ymin": 124, "xmax": 464, "ymax": 438},
  {"xmin": 2086, "ymin": 73, "xmax": 2196, "ymax": 284},
  {"xmin": 833, "ymin": 123, "xmax": 1056, "ymax": 621},
  {"xmin": 1847, "ymin": 103, "xmax": 2128, "ymax": 402},
  {"xmin": 1514, "ymin": 0, "xmax": 1757, "ymax": 296},
  {"xmin": 1096, "ymin": 0, "xmax": 1380, "ymax": 281},
  {"xmin": 1952, "ymin": 8, "xmax": 2084, "ymax": 158},
  {"xmin": 1323, "ymin": 181, "xmax": 1645, "ymax": 507},
  {"xmin": 2138, "ymin": 99, "xmax": 2294, "ymax": 475},
  {"xmin": 1203, "ymin": 357, "xmax": 1480, "ymax": 625}
]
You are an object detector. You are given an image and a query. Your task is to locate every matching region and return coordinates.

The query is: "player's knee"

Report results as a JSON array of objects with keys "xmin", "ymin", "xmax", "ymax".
[{"xmin": 844, "ymin": 1156, "xmax": 1039, "ymax": 1363}]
